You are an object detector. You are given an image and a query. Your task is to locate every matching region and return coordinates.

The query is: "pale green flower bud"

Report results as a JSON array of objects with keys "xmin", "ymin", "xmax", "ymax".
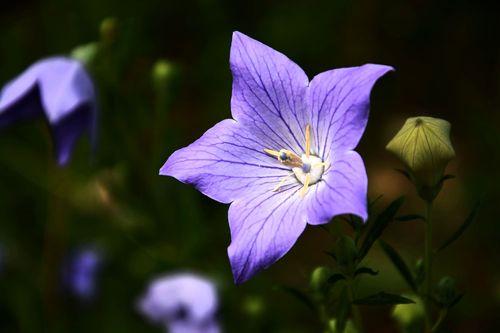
[
  {"xmin": 327, "ymin": 319, "xmax": 359, "ymax": 333},
  {"xmin": 242, "ymin": 295, "xmax": 264, "ymax": 317},
  {"xmin": 386, "ymin": 116, "xmax": 455, "ymax": 200},
  {"xmin": 71, "ymin": 42, "xmax": 99, "ymax": 67},
  {"xmin": 436, "ymin": 276, "xmax": 458, "ymax": 307},
  {"xmin": 310, "ymin": 266, "xmax": 332, "ymax": 292},
  {"xmin": 335, "ymin": 236, "xmax": 358, "ymax": 272},
  {"xmin": 152, "ymin": 59, "xmax": 174, "ymax": 89},
  {"xmin": 100, "ymin": 17, "xmax": 118, "ymax": 44},
  {"xmin": 392, "ymin": 294, "xmax": 425, "ymax": 329}
]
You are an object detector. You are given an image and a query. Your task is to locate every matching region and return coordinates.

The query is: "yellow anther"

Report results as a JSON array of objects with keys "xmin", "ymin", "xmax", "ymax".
[
  {"xmin": 264, "ymin": 148, "xmax": 302, "ymax": 168},
  {"xmin": 264, "ymin": 149, "xmax": 280, "ymax": 158}
]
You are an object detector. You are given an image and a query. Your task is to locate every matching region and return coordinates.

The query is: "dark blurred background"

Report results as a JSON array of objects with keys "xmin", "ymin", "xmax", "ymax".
[{"xmin": 0, "ymin": 0, "xmax": 499, "ymax": 332}]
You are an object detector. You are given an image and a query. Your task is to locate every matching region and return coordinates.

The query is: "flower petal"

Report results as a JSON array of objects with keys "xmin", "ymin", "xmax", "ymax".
[
  {"xmin": 227, "ymin": 183, "xmax": 309, "ymax": 283},
  {"xmin": 139, "ymin": 273, "xmax": 218, "ymax": 324},
  {"xmin": 160, "ymin": 119, "xmax": 291, "ymax": 204},
  {"xmin": 0, "ymin": 57, "xmax": 97, "ymax": 165},
  {"xmin": 167, "ymin": 320, "xmax": 220, "ymax": 333},
  {"xmin": 307, "ymin": 150, "xmax": 368, "ymax": 224},
  {"xmin": 230, "ymin": 31, "xmax": 310, "ymax": 155},
  {"xmin": 308, "ymin": 64, "xmax": 394, "ymax": 160}
]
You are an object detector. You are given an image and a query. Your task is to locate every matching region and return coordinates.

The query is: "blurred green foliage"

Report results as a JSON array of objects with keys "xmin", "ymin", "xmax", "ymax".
[{"xmin": 0, "ymin": 0, "xmax": 498, "ymax": 332}]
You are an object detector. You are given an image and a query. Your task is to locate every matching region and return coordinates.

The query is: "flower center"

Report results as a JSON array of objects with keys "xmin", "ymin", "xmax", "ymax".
[
  {"xmin": 264, "ymin": 124, "xmax": 328, "ymax": 197},
  {"xmin": 293, "ymin": 154, "xmax": 324, "ymax": 186}
]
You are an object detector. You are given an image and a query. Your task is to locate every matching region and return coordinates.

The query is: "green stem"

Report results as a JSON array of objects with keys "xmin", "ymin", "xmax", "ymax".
[
  {"xmin": 431, "ymin": 308, "xmax": 447, "ymax": 332},
  {"xmin": 424, "ymin": 201, "xmax": 434, "ymax": 331},
  {"xmin": 347, "ymin": 279, "xmax": 364, "ymax": 333}
]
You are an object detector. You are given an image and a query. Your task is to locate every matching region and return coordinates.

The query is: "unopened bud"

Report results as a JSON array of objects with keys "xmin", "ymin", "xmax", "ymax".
[
  {"xmin": 71, "ymin": 42, "xmax": 99, "ymax": 67},
  {"xmin": 310, "ymin": 266, "xmax": 331, "ymax": 292},
  {"xmin": 386, "ymin": 116, "xmax": 455, "ymax": 201},
  {"xmin": 327, "ymin": 319, "xmax": 358, "ymax": 333},
  {"xmin": 335, "ymin": 236, "xmax": 358, "ymax": 272},
  {"xmin": 436, "ymin": 276, "xmax": 458, "ymax": 307},
  {"xmin": 152, "ymin": 59, "xmax": 174, "ymax": 89},
  {"xmin": 100, "ymin": 17, "xmax": 118, "ymax": 44},
  {"xmin": 392, "ymin": 294, "xmax": 425, "ymax": 328}
]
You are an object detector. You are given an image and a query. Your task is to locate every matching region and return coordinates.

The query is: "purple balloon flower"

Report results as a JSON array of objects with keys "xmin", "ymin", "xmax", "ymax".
[
  {"xmin": 61, "ymin": 247, "xmax": 102, "ymax": 301},
  {"xmin": 0, "ymin": 57, "xmax": 97, "ymax": 166},
  {"xmin": 160, "ymin": 32, "xmax": 394, "ymax": 283},
  {"xmin": 138, "ymin": 273, "xmax": 220, "ymax": 333}
]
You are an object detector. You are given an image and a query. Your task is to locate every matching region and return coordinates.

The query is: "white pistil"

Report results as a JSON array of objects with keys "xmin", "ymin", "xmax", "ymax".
[{"xmin": 293, "ymin": 154, "xmax": 325, "ymax": 187}]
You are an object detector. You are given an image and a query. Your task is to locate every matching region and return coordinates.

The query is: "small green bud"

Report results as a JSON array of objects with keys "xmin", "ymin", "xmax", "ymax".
[
  {"xmin": 327, "ymin": 319, "xmax": 359, "ymax": 333},
  {"xmin": 392, "ymin": 294, "xmax": 425, "ymax": 328},
  {"xmin": 242, "ymin": 295, "xmax": 264, "ymax": 317},
  {"xmin": 335, "ymin": 236, "xmax": 358, "ymax": 272},
  {"xmin": 386, "ymin": 116, "xmax": 455, "ymax": 200},
  {"xmin": 70, "ymin": 42, "xmax": 99, "ymax": 67},
  {"xmin": 152, "ymin": 59, "xmax": 174, "ymax": 89},
  {"xmin": 100, "ymin": 17, "xmax": 118, "ymax": 44},
  {"xmin": 436, "ymin": 276, "xmax": 458, "ymax": 307},
  {"xmin": 310, "ymin": 266, "xmax": 331, "ymax": 292},
  {"xmin": 414, "ymin": 258, "xmax": 425, "ymax": 286}
]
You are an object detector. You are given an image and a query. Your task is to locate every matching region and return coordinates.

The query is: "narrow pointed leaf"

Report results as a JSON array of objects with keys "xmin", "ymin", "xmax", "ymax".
[
  {"xmin": 368, "ymin": 194, "xmax": 384, "ymax": 212},
  {"xmin": 354, "ymin": 267, "xmax": 378, "ymax": 277},
  {"xmin": 324, "ymin": 250, "xmax": 337, "ymax": 262},
  {"xmin": 395, "ymin": 214, "xmax": 425, "ymax": 222},
  {"xmin": 353, "ymin": 292, "xmax": 415, "ymax": 305},
  {"xmin": 358, "ymin": 196, "xmax": 405, "ymax": 260},
  {"xmin": 275, "ymin": 286, "xmax": 316, "ymax": 312},
  {"xmin": 327, "ymin": 273, "xmax": 346, "ymax": 287},
  {"xmin": 395, "ymin": 168, "xmax": 411, "ymax": 181},
  {"xmin": 437, "ymin": 201, "xmax": 480, "ymax": 252},
  {"xmin": 440, "ymin": 174, "xmax": 456, "ymax": 183},
  {"xmin": 379, "ymin": 240, "xmax": 417, "ymax": 292},
  {"xmin": 447, "ymin": 293, "xmax": 464, "ymax": 308}
]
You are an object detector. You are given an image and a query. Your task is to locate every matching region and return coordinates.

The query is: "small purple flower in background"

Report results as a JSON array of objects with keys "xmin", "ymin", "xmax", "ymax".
[
  {"xmin": 138, "ymin": 273, "xmax": 220, "ymax": 333},
  {"xmin": 160, "ymin": 32, "xmax": 393, "ymax": 283},
  {"xmin": 0, "ymin": 57, "xmax": 97, "ymax": 166},
  {"xmin": 61, "ymin": 247, "xmax": 102, "ymax": 301}
]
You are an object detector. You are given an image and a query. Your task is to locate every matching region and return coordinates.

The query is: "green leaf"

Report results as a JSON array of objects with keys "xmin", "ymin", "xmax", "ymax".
[
  {"xmin": 395, "ymin": 168, "xmax": 411, "ymax": 181},
  {"xmin": 327, "ymin": 273, "xmax": 346, "ymax": 287},
  {"xmin": 395, "ymin": 214, "xmax": 425, "ymax": 222},
  {"xmin": 352, "ymin": 292, "xmax": 415, "ymax": 306},
  {"xmin": 369, "ymin": 194, "xmax": 384, "ymax": 211},
  {"xmin": 275, "ymin": 286, "xmax": 316, "ymax": 312},
  {"xmin": 354, "ymin": 267, "xmax": 378, "ymax": 277},
  {"xmin": 324, "ymin": 250, "xmax": 337, "ymax": 262},
  {"xmin": 437, "ymin": 201, "xmax": 480, "ymax": 252},
  {"xmin": 379, "ymin": 240, "xmax": 417, "ymax": 292},
  {"xmin": 440, "ymin": 174, "xmax": 456, "ymax": 183},
  {"xmin": 335, "ymin": 287, "xmax": 351, "ymax": 332},
  {"xmin": 358, "ymin": 196, "xmax": 405, "ymax": 260},
  {"xmin": 447, "ymin": 293, "xmax": 464, "ymax": 308}
]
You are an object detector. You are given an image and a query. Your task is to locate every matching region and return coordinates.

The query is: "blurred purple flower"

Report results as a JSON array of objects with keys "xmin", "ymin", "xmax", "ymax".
[
  {"xmin": 160, "ymin": 32, "xmax": 393, "ymax": 283},
  {"xmin": 0, "ymin": 57, "xmax": 97, "ymax": 166},
  {"xmin": 138, "ymin": 273, "xmax": 220, "ymax": 333},
  {"xmin": 62, "ymin": 247, "xmax": 102, "ymax": 301}
]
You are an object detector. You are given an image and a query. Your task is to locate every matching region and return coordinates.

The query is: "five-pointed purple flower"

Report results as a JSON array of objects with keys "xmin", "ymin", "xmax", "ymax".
[
  {"xmin": 138, "ymin": 273, "xmax": 220, "ymax": 333},
  {"xmin": 0, "ymin": 57, "xmax": 97, "ymax": 166},
  {"xmin": 160, "ymin": 32, "xmax": 394, "ymax": 283}
]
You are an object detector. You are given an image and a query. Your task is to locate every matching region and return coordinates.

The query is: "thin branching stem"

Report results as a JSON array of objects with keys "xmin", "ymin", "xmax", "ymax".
[
  {"xmin": 347, "ymin": 278, "xmax": 364, "ymax": 333},
  {"xmin": 424, "ymin": 201, "xmax": 434, "ymax": 331}
]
